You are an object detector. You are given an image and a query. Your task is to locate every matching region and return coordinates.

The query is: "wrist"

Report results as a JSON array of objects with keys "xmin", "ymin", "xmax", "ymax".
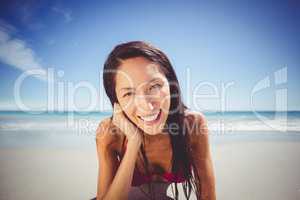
[{"xmin": 127, "ymin": 134, "xmax": 142, "ymax": 149}]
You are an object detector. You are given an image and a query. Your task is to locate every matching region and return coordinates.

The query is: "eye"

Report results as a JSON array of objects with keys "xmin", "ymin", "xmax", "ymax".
[
  {"xmin": 123, "ymin": 92, "xmax": 134, "ymax": 98},
  {"xmin": 149, "ymin": 83, "xmax": 162, "ymax": 91}
]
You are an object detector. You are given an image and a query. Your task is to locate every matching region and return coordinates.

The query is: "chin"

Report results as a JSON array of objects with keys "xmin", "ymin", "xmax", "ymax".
[{"xmin": 140, "ymin": 119, "xmax": 168, "ymax": 135}]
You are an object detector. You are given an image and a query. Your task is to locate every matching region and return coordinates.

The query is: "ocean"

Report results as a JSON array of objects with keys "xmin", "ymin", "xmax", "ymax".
[{"xmin": 0, "ymin": 110, "xmax": 299, "ymax": 149}]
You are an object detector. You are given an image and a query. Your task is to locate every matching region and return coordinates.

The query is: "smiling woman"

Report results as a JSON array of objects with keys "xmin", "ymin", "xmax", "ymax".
[
  {"xmin": 94, "ymin": 41, "xmax": 216, "ymax": 200},
  {"xmin": 114, "ymin": 57, "xmax": 171, "ymax": 135}
]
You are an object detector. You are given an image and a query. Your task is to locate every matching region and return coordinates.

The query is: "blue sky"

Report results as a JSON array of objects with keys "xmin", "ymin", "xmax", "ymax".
[{"xmin": 0, "ymin": 0, "xmax": 299, "ymax": 112}]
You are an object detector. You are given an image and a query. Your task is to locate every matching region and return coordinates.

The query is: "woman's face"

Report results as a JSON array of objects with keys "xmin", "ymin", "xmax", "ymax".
[{"xmin": 115, "ymin": 56, "xmax": 171, "ymax": 135}]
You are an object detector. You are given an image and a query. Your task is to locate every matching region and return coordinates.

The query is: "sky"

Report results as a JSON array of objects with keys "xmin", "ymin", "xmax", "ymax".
[{"xmin": 0, "ymin": 0, "xmax": 299, "ymax": 112}]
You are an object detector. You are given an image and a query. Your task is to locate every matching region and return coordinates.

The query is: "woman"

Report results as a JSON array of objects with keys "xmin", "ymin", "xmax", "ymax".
[{"xmin": 95, "ymin": 41, "xmax": 216, "ymax": 200}]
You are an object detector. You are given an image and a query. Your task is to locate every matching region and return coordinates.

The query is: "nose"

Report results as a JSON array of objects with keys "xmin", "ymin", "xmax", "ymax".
[{"xmin": 135, "ymin": 94, "xmax": 155, "ymax": 113}]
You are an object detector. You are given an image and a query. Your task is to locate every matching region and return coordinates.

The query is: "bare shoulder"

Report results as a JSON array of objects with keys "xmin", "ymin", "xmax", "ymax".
[
  {"xmin": 184, "ymin": 110, "xmax": 209, "ymax": 151},
  {"xmin": 96, "ymin": 117, "xmax": 124, "ymax": 151},
  {"xmin": 184, "ymin": 109, "xmax": 208, "ymax": 133}
]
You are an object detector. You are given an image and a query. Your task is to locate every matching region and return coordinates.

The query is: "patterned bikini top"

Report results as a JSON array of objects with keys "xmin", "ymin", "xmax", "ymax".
[{"xmin": 118, "ymin": 138, "xmax": 190, "ymax": 187}]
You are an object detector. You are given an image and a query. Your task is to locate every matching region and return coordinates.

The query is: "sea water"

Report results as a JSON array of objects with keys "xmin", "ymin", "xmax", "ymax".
[{"xmin": 0, "ymin": 111, "xmax": 300, "ymax": 149}]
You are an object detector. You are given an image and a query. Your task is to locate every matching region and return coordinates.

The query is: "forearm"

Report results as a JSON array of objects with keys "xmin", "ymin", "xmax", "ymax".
[{"xmin": 101, "ymin": 139, "xmax": 141, "ymax": 200}]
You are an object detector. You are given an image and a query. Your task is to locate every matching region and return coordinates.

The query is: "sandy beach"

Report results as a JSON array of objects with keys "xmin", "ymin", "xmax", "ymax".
[
  {"xmin": 0, "ymin": 147, "xmax": 98, "ymax": 200},
  {"xmin": 1, "ymin": 0, "xmax": 300, "ymax": 198},
  {"xmin": 211, "ymin": 135, "xmax": 300, "ymax": 200},
  {"xmin": 1, "ymin": 132, "xmax": 300, "ymax": 200}
]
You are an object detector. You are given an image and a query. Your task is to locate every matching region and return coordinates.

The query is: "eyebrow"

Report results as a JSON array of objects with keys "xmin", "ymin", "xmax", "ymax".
[
  {"xmin": 120, "ymin": 87, "xmax": 134, "ymax": 91},
  {"xmin": 119, "ymin": 77, "xmax": 161, "ymax": 91}
]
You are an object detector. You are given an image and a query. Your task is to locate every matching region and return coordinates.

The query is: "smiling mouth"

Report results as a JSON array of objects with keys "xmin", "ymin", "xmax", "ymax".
[{"xmin": 138, "ymin": 109, "xmax": 162, "ymax": 124}]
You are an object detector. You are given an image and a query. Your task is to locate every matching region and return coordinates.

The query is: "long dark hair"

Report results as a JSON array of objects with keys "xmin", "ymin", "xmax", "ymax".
[{"xmin": 102, "ymin": 41, "xmax": 201, "ymax": 199}]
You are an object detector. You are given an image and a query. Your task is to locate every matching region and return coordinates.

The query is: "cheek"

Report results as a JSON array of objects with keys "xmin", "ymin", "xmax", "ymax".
[
  {"xmin": 119, "ymin": 100, "xmax": 139, "ymax": 122},
  {"xmin": 117, "ymin": 94, "xmax": 135, "ymax": 113},
  {"xmin": 159, "ymin": 89, "xmax": 171, "ymax": 112},
  {"xmin": 120, "ymin": 100, "xmax": 133, "ymax": 114}
]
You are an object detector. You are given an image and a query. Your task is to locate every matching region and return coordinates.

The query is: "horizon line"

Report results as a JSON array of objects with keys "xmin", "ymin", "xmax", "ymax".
[{"xmin": 0, "ymin": 109, "xmax": 299, "ymax": 113}]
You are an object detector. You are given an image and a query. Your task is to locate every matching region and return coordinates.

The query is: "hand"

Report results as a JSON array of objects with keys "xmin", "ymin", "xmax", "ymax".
[{"xmin": 112, "ymin": 103, "xmax": 142, "ymax": 143}]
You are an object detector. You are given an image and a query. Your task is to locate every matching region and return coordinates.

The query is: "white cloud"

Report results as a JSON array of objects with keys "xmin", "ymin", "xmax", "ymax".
[
  {"xmin": 0, "ymin": 20, "xmax": 48, "ymax": 81},
  {"xmin": 52, "ymin": 6, "xmax": 73, "ymax": 23}
]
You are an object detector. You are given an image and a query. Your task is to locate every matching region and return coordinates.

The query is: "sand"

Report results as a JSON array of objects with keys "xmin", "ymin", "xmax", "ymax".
[
  {"xmin": 1, "ymin": 133, "xmax": 300, "ymax": 200},
  {"xmin": 0, "ymin": 147, "xmax": 98, "ymax": 200}
]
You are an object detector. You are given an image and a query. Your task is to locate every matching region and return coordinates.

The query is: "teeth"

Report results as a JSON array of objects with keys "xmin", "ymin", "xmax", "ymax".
[{"xmin": 140, "ymin": 112, "xmax": 160, "ymax": 122}]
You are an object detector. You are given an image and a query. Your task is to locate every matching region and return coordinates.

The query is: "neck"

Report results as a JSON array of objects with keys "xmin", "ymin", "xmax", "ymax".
[{"xmin": 143, "ymin": 132, "xmax": 169, "ymax": 144}]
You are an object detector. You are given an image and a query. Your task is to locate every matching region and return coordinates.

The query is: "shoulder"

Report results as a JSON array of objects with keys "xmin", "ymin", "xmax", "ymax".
[
  {"xmin": 96, "ymin": 117, "xmax": 124, "ymax": 151},
  {"xmin": 184, "ymin": 110, "xmax": 209, "ymax": 150},
  {"xmin": 184, "ymin": 109, "xmax": 208, "ymax": 133}
]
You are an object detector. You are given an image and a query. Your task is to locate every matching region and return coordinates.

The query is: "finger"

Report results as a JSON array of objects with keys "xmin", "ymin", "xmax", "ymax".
[
  {"xmin": 114, "ymin": 102, "xmax": 122, "ymax": 115},
  {"xmin": 113, "ymin": 103, "xmax": 125, "ymax": 131},
  {"xmin": 112, "ymin": 103, "xmax": 119, "ymax": 126},
  {"xmin": 113, "ymin": 103, "xmax": 124, "ymax": 122},
  {"xmin": 113, "ymin": 103, "xmax": 139, "ymax": 139},
  {"xmin": 112, "ymin": 103, "xmax": 119, "ymax": 122}
]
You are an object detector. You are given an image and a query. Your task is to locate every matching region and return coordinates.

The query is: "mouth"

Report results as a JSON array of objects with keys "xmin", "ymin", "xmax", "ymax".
[{"xmin": 137, "ymin": 109, "xmax": 162, "ymax": 125}]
